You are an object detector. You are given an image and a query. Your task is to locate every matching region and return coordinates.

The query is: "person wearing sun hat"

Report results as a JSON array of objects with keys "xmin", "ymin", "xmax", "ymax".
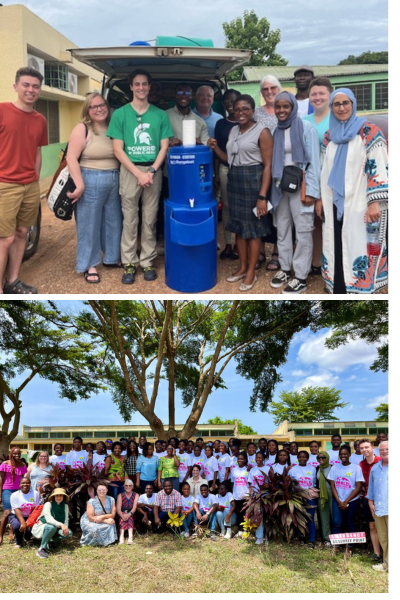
[{"xmin": 32, "ymin": 487, "xmax": 72, "ymax": 559}]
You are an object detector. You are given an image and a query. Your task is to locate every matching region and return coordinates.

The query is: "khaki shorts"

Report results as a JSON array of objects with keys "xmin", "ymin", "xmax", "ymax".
[{"xmin": 0, "ymin": 180, "xmax": 40, "ymax": 237}]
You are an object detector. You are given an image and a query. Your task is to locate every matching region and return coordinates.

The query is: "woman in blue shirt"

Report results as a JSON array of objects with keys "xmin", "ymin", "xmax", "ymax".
[{"xmin": 135, "ymin": 442, "xmax": 160, "ymax": 494}]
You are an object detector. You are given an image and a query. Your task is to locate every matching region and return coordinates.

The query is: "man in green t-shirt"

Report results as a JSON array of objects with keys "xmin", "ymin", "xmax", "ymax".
[{"xmin": 107, "ymin": 69, "xmax": 173, "ymax": 283}]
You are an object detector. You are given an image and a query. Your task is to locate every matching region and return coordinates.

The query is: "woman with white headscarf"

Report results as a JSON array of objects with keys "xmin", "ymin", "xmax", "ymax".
[{"xmin": 318, "ymin": 88, "xmax": 388, "ymax": 294}]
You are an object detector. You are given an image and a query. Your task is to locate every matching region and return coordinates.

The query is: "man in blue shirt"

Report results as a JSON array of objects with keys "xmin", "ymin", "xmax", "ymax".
[
  {"xmin": 193, "ymin": 86, "xmax": 223, "ymax": 137},
  {"xmin": 366, "ymin": 441, "xmax": 388, "ymax": 572}
]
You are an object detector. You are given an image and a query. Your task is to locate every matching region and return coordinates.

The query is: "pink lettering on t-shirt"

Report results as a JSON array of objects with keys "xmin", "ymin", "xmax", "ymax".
[
  {"xmin": 235, "ymin": 476, "xmax": 248, "ymax": 487},
  {"xmin": 335, "ymin": 477, "xmax": 351, "ymax": 490},
  {"xmin": 73, "ymin": 461, "xmax": 84, "ymax": 468},
  {"xmin": 298, "ymin": 477, "xmax": 313, "ymax": 488},
  {"xmin": 19, "ymin": 502, "xmax": 34, "ymax": 515}
]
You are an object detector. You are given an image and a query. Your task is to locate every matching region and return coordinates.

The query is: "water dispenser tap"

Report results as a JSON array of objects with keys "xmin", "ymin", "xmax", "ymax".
[{"xmin": 189, "ymin": 198, "xmax": 195, "ymax": 208}]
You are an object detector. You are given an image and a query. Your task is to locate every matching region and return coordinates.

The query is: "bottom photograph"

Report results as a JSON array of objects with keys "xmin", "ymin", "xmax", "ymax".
[{"xmin": 0, "ymin": 299, "xmax": 388, "ymax": 594}]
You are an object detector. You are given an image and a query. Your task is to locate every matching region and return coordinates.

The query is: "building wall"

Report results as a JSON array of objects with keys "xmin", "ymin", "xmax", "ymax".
[{"xmin": 0, "ymin": 4, "xmax": 102, "ymax": 178}]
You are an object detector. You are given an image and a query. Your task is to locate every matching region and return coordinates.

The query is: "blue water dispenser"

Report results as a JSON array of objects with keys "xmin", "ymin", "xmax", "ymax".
[{"xmin": 164, "ymin": 145, "xmax": 217, "ymax": 292}]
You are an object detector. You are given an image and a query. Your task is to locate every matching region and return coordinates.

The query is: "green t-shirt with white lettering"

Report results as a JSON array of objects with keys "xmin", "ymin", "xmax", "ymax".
[{"xmin": 107, "ymin": 103, "xmax": 173, "ymax": 163}]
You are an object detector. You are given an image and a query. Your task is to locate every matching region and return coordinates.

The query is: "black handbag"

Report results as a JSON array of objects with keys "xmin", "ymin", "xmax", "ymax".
[{"xmin": 280, "ymin": 165, "xmax": 303, "ymax": 194}]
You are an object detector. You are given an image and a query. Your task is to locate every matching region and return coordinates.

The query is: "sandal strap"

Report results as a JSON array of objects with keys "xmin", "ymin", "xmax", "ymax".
[{"xmin": 4, "ymin": 278, "xmax": 37, "ymax": 294}]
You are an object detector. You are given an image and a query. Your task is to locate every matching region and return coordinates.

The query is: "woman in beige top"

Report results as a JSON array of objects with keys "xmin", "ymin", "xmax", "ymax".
[
  {"xmin": 67, "ymin": 92, "xmax": 121, "ymax": 283},
  {"xmin": 186, "ymin": 464, "xmax": 208, "ymax": 497}
]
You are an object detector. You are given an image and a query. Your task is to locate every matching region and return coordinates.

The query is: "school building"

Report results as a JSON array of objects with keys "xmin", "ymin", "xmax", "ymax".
[
  {"xmin": 11, "ymin": 419, "xmax": 388, "ymax": 456},
  {"xmin": 0, "ymin": 3, "xmax": 102, "ymax": 178}
]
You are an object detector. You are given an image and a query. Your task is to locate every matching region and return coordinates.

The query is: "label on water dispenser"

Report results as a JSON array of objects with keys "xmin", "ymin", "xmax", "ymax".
[{"xmin": 170, "ymin": 154, "xmax": 195, "ymax": 165}]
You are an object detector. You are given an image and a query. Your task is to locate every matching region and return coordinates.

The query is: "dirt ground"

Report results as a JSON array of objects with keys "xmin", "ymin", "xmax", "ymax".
[{"xmin": 19, "ymin": 182, "xmax": 387, "ymax": 296}]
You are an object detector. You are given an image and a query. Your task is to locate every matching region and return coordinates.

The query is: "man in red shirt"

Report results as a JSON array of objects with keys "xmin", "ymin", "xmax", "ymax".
[
  {"xmin": 0, "ymin": 67, "xmax": 48, "ymax": 294},
  {"xmin": 359, "ymin": 438, "xmax": 382, "ymax": 562}
]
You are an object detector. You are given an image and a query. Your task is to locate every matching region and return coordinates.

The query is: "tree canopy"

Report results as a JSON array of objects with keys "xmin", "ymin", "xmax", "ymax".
[
  {"xmin": 207, "ymin": 416, "xmax": 257, "ymax": 435},
  {"xmin": 0, "ymin": 301, "xmax": 107, "ymax": 456},
  {"xmin": 338, "ymin": 51, "xmax": 388, "ymax": 65},
  {"xmin": 223, "ymin": 10, "xmax": 287, "ymax": 80},
  {"xmin": 375, "ymin": 403, "xmax": 388, "ymax": 422},
  {"xmin": 268, "ymin": 386, "xmax": 347, "ymax": 426},
  {"xmin": 311, "ymin": 300, "xmax": 388, "ymax": 372}
]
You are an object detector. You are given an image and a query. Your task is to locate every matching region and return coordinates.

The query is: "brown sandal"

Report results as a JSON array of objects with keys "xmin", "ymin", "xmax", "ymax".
[{"xmin": 266, "ymin": 253, "xmax": 280, "ymax": 271}]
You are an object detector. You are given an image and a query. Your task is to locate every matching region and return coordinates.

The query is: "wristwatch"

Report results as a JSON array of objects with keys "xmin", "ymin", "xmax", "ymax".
[{"xmin": 149, "ymin": 167, "xmax": 157, "ymax": 174}]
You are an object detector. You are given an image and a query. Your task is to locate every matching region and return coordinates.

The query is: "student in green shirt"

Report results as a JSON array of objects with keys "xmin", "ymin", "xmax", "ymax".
[
  {"xmin": 157, "ymin": 444, "xmax": 180, "ymax": 491},
  {"xmin": 107, "ymin": 68, "xmax": 173, "ymax": 285}
]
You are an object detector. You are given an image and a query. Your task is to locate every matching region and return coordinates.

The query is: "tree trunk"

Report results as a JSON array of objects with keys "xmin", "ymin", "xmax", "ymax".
[{"xmin": 0, "ymin": 433, "xmax": 12, "ymax": 458}]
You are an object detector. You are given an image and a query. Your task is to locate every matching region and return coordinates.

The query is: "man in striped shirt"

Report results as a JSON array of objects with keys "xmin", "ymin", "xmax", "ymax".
[{"xmin": 153, "ymin": 479, "xmax": 182, "ymax": 530}]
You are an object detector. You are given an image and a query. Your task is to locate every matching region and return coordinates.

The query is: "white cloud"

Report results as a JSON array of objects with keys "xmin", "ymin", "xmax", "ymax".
[
  {"xmin": 292, "ymin": 370, "xmax": 340, "ymax": 391},
  {"xmin": 366, "ymin": 394, "xmax": 388, "ymax": 409},
  {"xmin": 347, "ymin": 405, "xmax": 355, "ymax": 412},
  {"xmin": 297, "ymin": 330, "xmax": 378, "ymax": 372},
  {"xmin": 346, "ymin": 375, "xmax": 357, "ymax": 381},
  {"xmin": 291, "ymin": 369, "xmax": 309, "ymax": 377}
]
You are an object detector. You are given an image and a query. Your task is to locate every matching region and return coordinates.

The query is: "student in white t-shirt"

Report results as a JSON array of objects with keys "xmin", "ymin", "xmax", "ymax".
[
  {"xmin": 272, "ymin": 449, "xmax": 292, "ymax": 475},
  {"xmin": 176, "ymin": 440, "xmax": 193, "ymax": 488},
  {"xmin": 92, "ymin": 441, "xmax": 108, "ymax": 472},
  {"xmin": 9, "ymin": 477, "xmax": 40, "ymax": 548},
  {"xmin": 231, "ymin": 452, "xmax": 250, "ymax": 538},
  {"xmin": 192, "ymin": 445, "xmax": 205, "ymax": 476},
  {"xmin": 179, "ymin": 481, "xmax": 196, "ymax": 537},
  {"xmin": 203, "ymin": 446, "xmax": 219, "ymax": 492},
  {"xmin": 349, "ymin": 440, "xmax": 363, "ymax": 465},
  {"xmin": 328, "ymin": 434, "xmax": 342, "ymax": 466},
  {"xmin": 289, "ymin": 442, "xmax": 299, "ymax": 465},
  {"xmin": 193, "ymin": 484, "xmax": 218, "ymax": 539},
  {"xmin": 216, "ymin": 481, "xmax": 237, "ymax": 538},
  {"xmin": 229, "ymin": 441, "xmax": 241, "ymax": 485},
  {"xmin": 105, "ymin": 439, "xmax": 113, "ymax": 455},
  {"xmin": 373, "ymin": 432, "xmax": 388, "ymax": 457},
  {"xmin": 85, "ymin": 442, "xmax": 95, "ymax": 461},
  {"xmin": 289, "ymin": 451, "xmax": 317, "ymax": 548},
  {"xmin": 213, "ymin": 439, "xmax": 222, "ymax": 460},
  {"xmin": 66, "ymin": 437, "xmax": 89, "ymax": 468},
  {"xmin": 195, "ymin": 437, "xmax": 206, "ymax": 457},
  {"xmin": 218, "ymin": 442, "xmax": 231, "ymax": 487},
  {"xmin": 307, "ymin": 441, "xmax": 320, "ymax": 469},
  {"xmin": 248, "ymin": 452, "xmax": 269, "ymax": 495},
  {"xmin": 246, "ymin": 442, "xmax": 258, "ymax": 470},
  {"xmin": 154, "ymin": 440, "xmax": 167, "ymax": 459},
  {"xmin": 137, "ymin": 483, "xmax": 157, "ymax": 532},
  {"xmin": 327, "ymin": 445, "xmax": 364, "ymax": 536},
  {"xmin": 49, "ymin": 443, "xmax": 67, "ymax": 470},
  {"xmin": 264, "ymin": 439, "xmax": 279, "ymax": 469},
  {"xmin": 257, "ymin": 438, "xmax": 268, "ymax": 456}
]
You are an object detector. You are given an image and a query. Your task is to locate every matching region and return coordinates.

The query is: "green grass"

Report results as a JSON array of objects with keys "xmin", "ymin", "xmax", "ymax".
[{"xmin": 0, "ymin": 532, "xmax": 388, "ymax": 593}]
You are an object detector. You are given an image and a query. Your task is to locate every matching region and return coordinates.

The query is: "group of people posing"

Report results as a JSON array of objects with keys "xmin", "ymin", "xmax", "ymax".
[
  {"xmin": 0, "ymin": 432, "xmax": 388, "ymax": 572},
  {"xmin": 0, "ymin": 65, "xmax": 388, "ymax": 294}
]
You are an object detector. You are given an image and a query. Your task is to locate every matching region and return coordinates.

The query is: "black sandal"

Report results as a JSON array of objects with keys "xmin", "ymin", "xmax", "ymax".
[
  {"xmin": 266, "ymin": 253, "xmax": 280, "ymax": 271},
  {"xmin": 255, "ymin": 252, "xmax": 266, "ymax": 270},
  {"xmin": 84, "ymin": 270, "xmax": 100, "ymax": 284},
  {"xmin": 3, "ymin": 278, "xmax": 37, "ymax": 294}
]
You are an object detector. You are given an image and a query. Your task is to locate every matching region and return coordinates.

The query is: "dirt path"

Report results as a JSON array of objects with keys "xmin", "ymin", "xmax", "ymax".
[{"xmin": 19, "ymin": 194, "xmax": 387, "ymax": 296}]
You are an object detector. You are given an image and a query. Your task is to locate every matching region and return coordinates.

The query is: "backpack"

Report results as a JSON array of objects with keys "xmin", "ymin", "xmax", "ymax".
[
  {"xmin": 47, "ymin": 124, "xmax": 89, "ymax": 221},
  {"xmin": 26, "ymin": 504, "xmax": 44, "ymax": 528}
]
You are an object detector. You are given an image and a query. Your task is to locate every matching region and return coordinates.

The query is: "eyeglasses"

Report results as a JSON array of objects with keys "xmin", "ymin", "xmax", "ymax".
[
  {"xmin": 332, "ymin": 100, "xmax": 352, "ymax": 109},
  {"xmin": 177, "ymin": 91, "xmax": 191, "ymax": 97},
  {"xmin": 233, "ymin": 107, "xmax": 252, "ymax": 114},
  {"xmin": 89, "ymin": 103, "xmax": 107, "ymax": 111}
]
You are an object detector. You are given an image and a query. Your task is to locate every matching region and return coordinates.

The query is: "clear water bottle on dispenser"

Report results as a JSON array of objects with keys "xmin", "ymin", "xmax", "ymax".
[{"xmin": 366, "ymin": 220, "xmax": 380, "ymax": 256}]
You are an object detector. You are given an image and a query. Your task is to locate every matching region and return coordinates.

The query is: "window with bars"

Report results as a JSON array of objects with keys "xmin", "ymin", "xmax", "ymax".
[
  {"xmin": 341, "ymin": 428, "xmax": 368, "ymax": 435},
  {"xmin": 34, "ymin": 99, "xmax": 59, "ymax": 144},
  {"xmin": 28, "ymin": 432, "xmax": 49, "ymax": 438},
  {"xmin": 368, "ymin": 427, "xmax": 389, "ymax": 435},
  {"xmin": 375, "ymin": 83, "xmax": 388, "ymax": 110},
  {"xmin": 45, "ymin": 62, "xmax": 69, "ymax": 91},
  {"xmin": 73, "ymin": 432, "xmax": 93, "ymax": 438},
  {"xmin": 294, "ymin": 429, "xmax": 313, "ymax": 436},
  {"xmin": 345, "ymin": 84, "xmax": 372, "ymax": 111},
  {"xmin": 50, "ymin": 432, "xmax": 71, "ymax": 439}
]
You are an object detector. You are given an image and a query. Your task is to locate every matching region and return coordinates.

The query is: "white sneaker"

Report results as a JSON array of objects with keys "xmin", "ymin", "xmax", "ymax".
[
  {"xmin": 372, "ymin": 564, "xmax": 388, "ymax": 572},
  {"xmin": 282, "ymin": 277, "xmax": 307, "ymax": 294},
  {"xmin": 224, "ymin": 529, "xmax": 232, "ymax": 539},
  {"xmin": 235, "ymin": 531, "xmax": 245, "ymax": 538},
  {"xmin": 255, "ymin": 538, "xmax": 265, "ymax": 545},
  {"xmin": 270, "ymin": 270, "xmax": 291, "ymax": 289}
]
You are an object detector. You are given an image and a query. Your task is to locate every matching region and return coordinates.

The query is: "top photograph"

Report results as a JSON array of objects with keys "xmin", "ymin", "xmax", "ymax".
[{"xmin": 0, "ymin": 2, "xmax": 388, "ymax": 296}]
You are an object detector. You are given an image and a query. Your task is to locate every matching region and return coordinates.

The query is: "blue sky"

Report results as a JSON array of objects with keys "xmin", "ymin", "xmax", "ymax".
[
  {"xmin": 2, "ymin": 0, "xmax": 388, "ymax": 66},
  {"xmin": 8, "ymin": 315, "xmax": 387, "ymax": 435}
]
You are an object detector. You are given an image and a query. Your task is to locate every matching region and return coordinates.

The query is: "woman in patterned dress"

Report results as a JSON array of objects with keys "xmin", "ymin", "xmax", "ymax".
[
  {"xmin": 318, "ymin": 88, "xmax": 388, "ymax": 293},
  {"xmin": 116, "ymin": 479, "xmax": 138, "ymax": 545},
  {"xmin": 80, "ymin": 483, "xmax": 117, "ymax": 546}
]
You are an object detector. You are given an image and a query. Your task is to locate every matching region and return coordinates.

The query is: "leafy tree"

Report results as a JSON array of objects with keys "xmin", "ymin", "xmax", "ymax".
[
  {"xmin": 0, "ymin": 301, "xmax": 107, "ymax": 456},
  {"xmin": 70, "ymin": 300, "xmax": 315, "ymax": 439},
  {"xmin": 268, "ymin": 386, "xmax": 347, "ymax": 426},
  {"xmin": 375, "ymin": 403, "xmax": 388, "ymax": 422},
  {"xmin": 207, "ymin": 415, "xmax": 257, "ymax": 435},
  {"xmin": 223, "ymin": 10, "xmax": 287, "ymax": 80},
  {"xmin": 311, "ymin": 300, "xmax": 388, "ymax": 372},
  {"xmin": 338, "ymin": 51, "xmax": 388, "ymax": 65}
]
